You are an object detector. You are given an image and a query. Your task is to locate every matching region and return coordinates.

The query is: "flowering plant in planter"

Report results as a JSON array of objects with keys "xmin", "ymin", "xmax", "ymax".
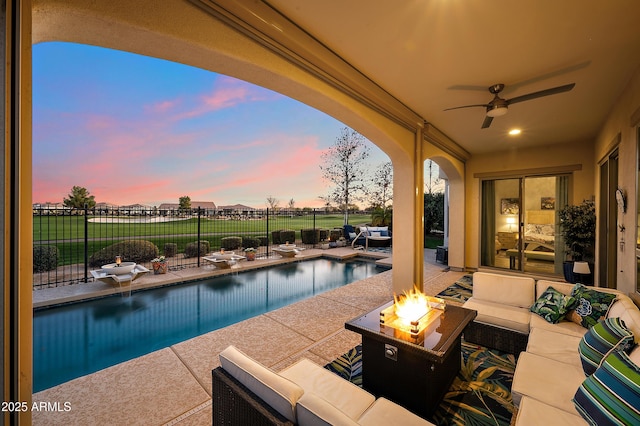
[
  {"xmin": 244, "ymin": 247, "xmax": 257, "ymax": 261},
  {"xmin": 151, "ymin": 256, "xmax": 168, "ymax": 274}
]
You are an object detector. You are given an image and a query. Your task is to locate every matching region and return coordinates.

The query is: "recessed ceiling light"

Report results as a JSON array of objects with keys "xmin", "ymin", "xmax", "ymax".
[{"xmin": 508, "ymin": 129, "xmax": 521, "ymax": 136}]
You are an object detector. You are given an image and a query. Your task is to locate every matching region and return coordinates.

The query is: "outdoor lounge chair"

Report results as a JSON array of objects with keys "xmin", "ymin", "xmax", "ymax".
[{"xmin": 344, "ymin": 224, "xmax": 392, "ymax": 250}]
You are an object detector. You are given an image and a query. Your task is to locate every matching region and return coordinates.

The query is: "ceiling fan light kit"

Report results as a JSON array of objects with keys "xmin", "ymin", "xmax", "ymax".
[
  {"xmin": 486, "ymin": 105, "xmax": 508, "ymax": 117},
  {"xmin": 444, "ymin": 82, "xmax": 576, "ymax": 128}
]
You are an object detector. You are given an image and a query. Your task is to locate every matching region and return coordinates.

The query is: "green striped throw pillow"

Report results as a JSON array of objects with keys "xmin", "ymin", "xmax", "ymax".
[
  {"xmin": 573, "ymin": 350, "xmax": 640, "ymax": 426},
  {"xmin": 578, "ymin": 317, "xmax": 635, "ymax": 376}
]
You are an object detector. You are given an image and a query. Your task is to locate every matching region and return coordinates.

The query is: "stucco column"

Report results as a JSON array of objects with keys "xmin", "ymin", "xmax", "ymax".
[{"xmin": 390, "ymin": 126, "xmax": 424, "ymax": 294}]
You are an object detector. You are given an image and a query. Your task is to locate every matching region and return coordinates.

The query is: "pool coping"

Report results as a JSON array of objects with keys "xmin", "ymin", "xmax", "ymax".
[{"xmin": 32, "ymin": 248, "xmax": 391, "ymax": 309}]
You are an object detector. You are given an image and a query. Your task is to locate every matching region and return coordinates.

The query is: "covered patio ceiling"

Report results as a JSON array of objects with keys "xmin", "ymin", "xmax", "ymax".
[{"xmin": 265, "ymin": 0, "xmax": 640, "ymax": 154}]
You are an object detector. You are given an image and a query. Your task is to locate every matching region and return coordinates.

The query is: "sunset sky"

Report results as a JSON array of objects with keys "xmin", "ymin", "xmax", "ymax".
[{"xmin": 33, "ymin": 42, "xmax": 433, "ymax": 209}]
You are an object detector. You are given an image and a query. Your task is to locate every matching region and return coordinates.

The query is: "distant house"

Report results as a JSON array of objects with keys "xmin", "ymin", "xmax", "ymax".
[
  {"xmin": 217, "ymin": 204, "xmax": 257, "ymax": 217},
  {"xmin": 158, "ymin": 201, "xmax": 216, "ymax": 216},
  {"xmin": 32, "ymin": 202, "xmax": 70, "ymax": 215},
  {"xmin": 94, "ymin": 202, "xmax": 120, "ymax": 214},
  {"xmin": 119, "ymin": 203, "xmax": 154, "ymax": 215}
]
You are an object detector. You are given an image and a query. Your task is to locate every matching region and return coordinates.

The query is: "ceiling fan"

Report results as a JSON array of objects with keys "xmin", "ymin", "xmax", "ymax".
[{"xmin": 444, "ymin": 82, "xmax": 575, "ymax": 129}]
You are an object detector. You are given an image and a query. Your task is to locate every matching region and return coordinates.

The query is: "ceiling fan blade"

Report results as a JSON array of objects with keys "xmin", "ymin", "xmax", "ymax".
[
  {"xmin": 506, "ymin": 83, "xmax": 575, "ymax": 105},
  {"xmin": 481, "ymin": 116, "xmax": 493, "ymax": 129},
  {"xmin": 444, "ymin": 103, "xmax": 489, "ymax": 111}
]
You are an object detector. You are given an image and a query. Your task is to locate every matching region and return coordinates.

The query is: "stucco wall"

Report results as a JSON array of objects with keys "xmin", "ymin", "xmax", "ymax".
[
  {"xmin": 465, "ymin": 140, "xmax": 595, "ymax": 270},
  {"xmin": 594, "ymin": 66, "xmax": 640, "ymax": 294}
]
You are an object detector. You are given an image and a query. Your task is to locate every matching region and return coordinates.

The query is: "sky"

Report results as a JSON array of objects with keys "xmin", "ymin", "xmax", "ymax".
[{"xmin": 33, "ymin": 42, "xmax": 436, "ymax": 209}]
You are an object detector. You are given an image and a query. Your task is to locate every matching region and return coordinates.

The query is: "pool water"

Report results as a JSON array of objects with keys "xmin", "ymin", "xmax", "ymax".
[{"xmin": 33, "ymin": 258, "xmax": 382, "ymax": 392}]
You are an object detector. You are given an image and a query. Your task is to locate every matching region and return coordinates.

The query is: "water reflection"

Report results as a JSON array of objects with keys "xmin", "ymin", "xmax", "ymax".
[{"xmin": 33, "ymin": 258, "xmax": 381, "ymax": 392}]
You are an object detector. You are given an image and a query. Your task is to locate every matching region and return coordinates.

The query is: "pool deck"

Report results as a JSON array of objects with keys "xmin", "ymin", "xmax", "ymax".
[{"xmin": 32, "ymin": 248, "xmax": 465, "ymax": 425}]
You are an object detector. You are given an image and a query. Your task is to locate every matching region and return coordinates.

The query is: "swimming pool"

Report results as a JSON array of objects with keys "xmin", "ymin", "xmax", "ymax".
[{"xmin": 33, "ymin": 257, "xmax": 383, "ymax": 392}]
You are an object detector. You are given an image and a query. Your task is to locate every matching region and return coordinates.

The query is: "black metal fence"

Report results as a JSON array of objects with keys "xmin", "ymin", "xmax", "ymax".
[{"xmin": 33, "ymin": 207, "xmax": 369, "ymax": 289}]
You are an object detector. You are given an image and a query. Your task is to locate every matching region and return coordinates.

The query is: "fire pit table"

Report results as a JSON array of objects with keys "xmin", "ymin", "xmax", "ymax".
[{"xmin": 345, "ymin": 299, "xmax": 476, "ymax": 418}]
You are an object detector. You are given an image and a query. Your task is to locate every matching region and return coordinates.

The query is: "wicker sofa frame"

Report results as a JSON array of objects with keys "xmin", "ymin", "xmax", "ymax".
[
  {"xmin": 212, "ymin": 366, "xmax": 293, "ymax": 425},
  {"xmin": 463, "ymin": 320, "xmax": 529, "ymax": 356}
]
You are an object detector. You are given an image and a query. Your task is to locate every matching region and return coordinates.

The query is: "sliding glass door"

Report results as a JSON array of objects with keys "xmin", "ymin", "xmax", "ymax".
[{"xmin": 481, "ymin": 174, "xmax": 569, "ymax": 276}]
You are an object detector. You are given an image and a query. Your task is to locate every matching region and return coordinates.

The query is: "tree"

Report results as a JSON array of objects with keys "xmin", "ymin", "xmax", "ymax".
[
  {"xmin": 63, "ymin": 186, "xmax": 96, "ymax": 209},
  {"xmin": 266, "ymin": 196, "xmax": 280, "ymax": 210},
  {"xmin": 288, "ymin": 198, "xmax": 295, "ymax": 209},
  {"xmin": 424, "ymin": 192, "xmax": 445, "ymax": 235},
  {"xmin": 320, "ymin": 127, "xmax": 370, "ymax": 224},
  {"xmin": 179, "ymin": 196, "xmax": 191, "ymax": 213},
  {"xmin": 369, "ymin": 161, "xmax": 393, "ymax": 208},
  {"xmin": 424, "ymin": 159, "xmax": 442, "ymax": 195}
]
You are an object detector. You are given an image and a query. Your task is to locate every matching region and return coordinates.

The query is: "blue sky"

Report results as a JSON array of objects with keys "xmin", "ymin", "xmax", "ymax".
[{"xmin": 32, "ymin": 42, "xmax": 392, "ymax": 208}]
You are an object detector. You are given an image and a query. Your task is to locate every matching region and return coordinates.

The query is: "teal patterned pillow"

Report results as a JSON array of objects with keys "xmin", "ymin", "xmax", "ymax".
[
  {"xmin": 578, "ymin": 317, "xmax": 635, "ymax": 376},
  {"xmin": 530, "ymin": 286, "xmax": 575, "ymax": 324},
  {"xmin": 568, "ymin": 284, "xmax": 617, "ymax": 329},
  {"xmin": 573, "ymin": 350, "xmax": 640, "ymax": 425}
]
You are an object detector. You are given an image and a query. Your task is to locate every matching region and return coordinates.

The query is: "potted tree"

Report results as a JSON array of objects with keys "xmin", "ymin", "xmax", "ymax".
[{"xmin": 558, "ymin": 200, "xmax": 596, "ymax": 283}]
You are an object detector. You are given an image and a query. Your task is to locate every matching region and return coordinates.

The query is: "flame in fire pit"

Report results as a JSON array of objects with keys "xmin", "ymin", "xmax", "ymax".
[{"xmin": 393, "ymin": 286, "xmax": 431, "ymax": 325}]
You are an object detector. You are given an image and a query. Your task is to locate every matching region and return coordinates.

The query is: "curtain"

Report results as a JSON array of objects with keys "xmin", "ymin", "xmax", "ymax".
[
  {"xmin": 481, "ymin": 180, "xmax": 496, "ymax": 266},
  {"xmin": 555, "ymin": 175, "xmax": 569, "ymax": 274}
]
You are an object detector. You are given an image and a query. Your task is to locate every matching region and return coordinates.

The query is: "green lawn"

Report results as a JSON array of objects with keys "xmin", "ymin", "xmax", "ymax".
[{"xmin": 33, "ymin": 213, "xmax": 373, "ymax": 266}]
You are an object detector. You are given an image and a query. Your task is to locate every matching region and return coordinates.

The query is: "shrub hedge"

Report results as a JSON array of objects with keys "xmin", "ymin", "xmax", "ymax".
[
  {"xmin": 220, "ymin": 237, "xmax": 242, "ymax": 250},
  {"xmin": 164, "ymin": 243, "xmax": 178, "ymax": 257},
  {"xmin": 33, "ymin": 245, "xmax": 59, "ymax": 272},
  {"xmin": 184, "ymin": 241, "xmax": 211, "ymax": 258},
  {"xmin": 89, "ymin": 240, "xmax": 159, "ymax": 267}
]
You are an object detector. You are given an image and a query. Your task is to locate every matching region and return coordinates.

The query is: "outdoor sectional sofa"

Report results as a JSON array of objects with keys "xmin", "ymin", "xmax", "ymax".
[
  {"xmin": 212, "ymin": 345, "xmax": 434, "ymax": 425},
  {"xmin": 462, "ymin": 272, "xmax": 640, "ymax": 425}
]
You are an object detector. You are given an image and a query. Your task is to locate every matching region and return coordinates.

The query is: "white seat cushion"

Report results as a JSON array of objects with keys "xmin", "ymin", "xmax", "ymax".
[
  {"xmin": 512, "ymin": 352, "xmax": 586, "ymax": 413},
  {"xmin": 515, "ymin": 396, "xmax": 586, "ymax": 425},
  {"xmin": 279, "ymin": 358, "xmax": 375, "ymax": 421},
  {"xmin": 529, "ymin": 314, "xmax": 587, "ymax": 338},
  {"xmin": 463, "ymin": 298, "xmax": 531, "ymax": 333},
  {"xmin": 526, "ymin": 327, "xmax": 582, "ymax": 368},
  {"xmin": 219, "ymin": 346, "xmax": 303, "ymax": 422},
  {"xmin": 296, "ymin": 392, "xmax": 360, "ymax": 426},
  {"xmin": 357, "ymin": 398, "xmax": 435, "ymax": 426}
]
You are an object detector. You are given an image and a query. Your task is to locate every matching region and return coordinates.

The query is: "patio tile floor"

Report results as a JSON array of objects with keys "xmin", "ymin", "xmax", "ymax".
[{"xmin": 32, "ymin": 248, "xmax": 461, "ymax": 425}]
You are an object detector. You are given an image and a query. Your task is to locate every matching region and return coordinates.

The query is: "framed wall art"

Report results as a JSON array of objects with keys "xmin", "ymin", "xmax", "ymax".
[{"xmin": 500, "ymin": 198, "xmax": 519, "ymax": 215}]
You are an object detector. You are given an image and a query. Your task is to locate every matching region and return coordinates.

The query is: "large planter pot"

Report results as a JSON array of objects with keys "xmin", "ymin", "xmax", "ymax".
[
  {"xmin": 563, "ymin": 261, "xmax": 576, "ymax": 283},
  {"xmin": 245, "ymin": 252, "xmax": 256, "ymax": 261},
  {"xmin": 152, "ymin": 261, "xmax": 168, "ymax": 275},
  {"xmin": 563, "ymin": 261, "xmax": 594, "ymax": 284}
]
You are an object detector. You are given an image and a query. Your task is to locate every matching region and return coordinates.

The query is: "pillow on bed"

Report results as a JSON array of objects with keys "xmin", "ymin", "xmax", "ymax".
[
  {"xmin": 525, "ymin": 224, "xmax": 542, "ymax": 235},
  {"xmin": 539, "ymin": 224, "xmax": 555, "ymax": 236}
]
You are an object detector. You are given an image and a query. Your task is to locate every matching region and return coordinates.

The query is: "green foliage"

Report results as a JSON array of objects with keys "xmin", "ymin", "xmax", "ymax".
[
  {"xmin": 184, "ymin": 240, "xmax": 211, "ymax": 258},
  {"xmin": 241, "ymin": 236, "xmax": 261, "ymax": 249},
  {"xmin": 424, "ymin": 192, "xmax": 445, "ymax": 233},
  {"xmin": 371, "ymin": 206, "xmax": 392, "ymax": 227},
  {"xmin": 220, "ymin": 237, "xmax": 241, "ymax": 251},
  {"xmin": 329, "ymin": 229, "xmax": 343, "ymax": 241},
  {"xmin": 280, "ymin": 229, "xmax": 296, "ymax": 243},
  {"xmin": 163, "ymin": 243, "xmax": 177, "ymax": 257},
  {"xmin": 301, "ymin": 228, "xmax": 320, "ymax": 244},
  {"xmin": 33, "ymin": 245, "xmax": 59, "ymax": 272},
  {"xmin": 559, "ymin": 200, "xmax": 596, "ymax": 261},
  {"xmin": 89, "ymin": 240, "xmax": 159, "ymax": 267},
  {"xmin": 272, "ymin": 229, "xmax": 296, "ymax": 244},
  {"xmin": 63, "ymin": 185, "xmax": 96, "ymax": 209},
  {"xmin": 179, "ymin": 196, "xmax": 191, "ymax": 211}
]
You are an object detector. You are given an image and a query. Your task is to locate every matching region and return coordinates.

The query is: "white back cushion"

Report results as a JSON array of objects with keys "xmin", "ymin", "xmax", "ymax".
[
  {"xmin": 472, "ymin": 272, "xmax": 535, "ymax": 308},
  {"xmin": 219, "ymin": 345, "xmax": 303, "ymax": 422}
]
